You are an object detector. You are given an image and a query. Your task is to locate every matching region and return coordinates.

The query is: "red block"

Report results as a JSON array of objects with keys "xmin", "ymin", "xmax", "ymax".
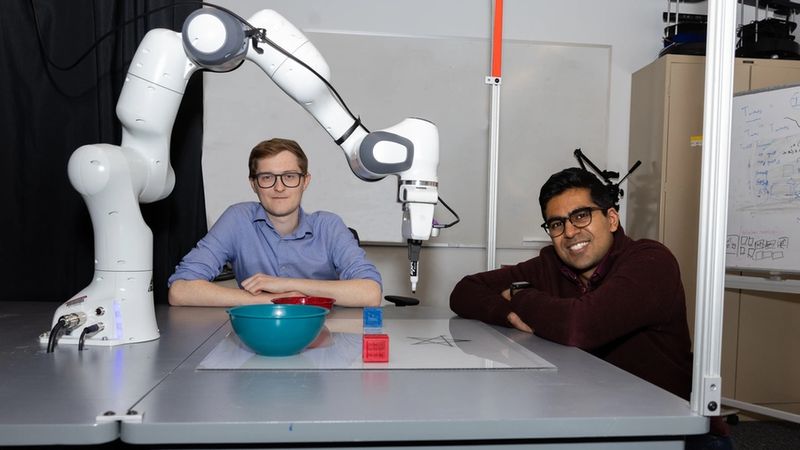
[{"xmin": 362, "ymin": 333, "xmax": 389, "ymax": 363}]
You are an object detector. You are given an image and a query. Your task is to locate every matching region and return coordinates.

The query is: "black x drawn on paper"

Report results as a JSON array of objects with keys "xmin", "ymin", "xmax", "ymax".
[{"xmin": 406, "ymin": 335, "xmax": 471, "ymax": 347}]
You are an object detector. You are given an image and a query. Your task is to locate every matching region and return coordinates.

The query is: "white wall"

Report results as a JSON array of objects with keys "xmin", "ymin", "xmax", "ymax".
[{"xmin": 214, "ymin": 0, "xmax": 667, "ymax": 307}]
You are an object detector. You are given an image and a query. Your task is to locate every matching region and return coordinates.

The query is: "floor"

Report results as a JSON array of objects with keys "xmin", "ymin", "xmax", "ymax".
[{"xmin": 729, "ymin": 419, "xmax": 800, "ymax": 449}]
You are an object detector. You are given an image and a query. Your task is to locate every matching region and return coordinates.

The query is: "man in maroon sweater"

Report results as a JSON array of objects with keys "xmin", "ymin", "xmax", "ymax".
[{"xmin": 450, "ymin": 167, "xmax": 730, "ymax": 448}]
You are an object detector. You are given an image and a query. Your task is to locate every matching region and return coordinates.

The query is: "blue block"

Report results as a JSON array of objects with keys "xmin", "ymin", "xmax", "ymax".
[{"xmin": 363, "ymin": 307, "xmax": 383, "ymax": 329}]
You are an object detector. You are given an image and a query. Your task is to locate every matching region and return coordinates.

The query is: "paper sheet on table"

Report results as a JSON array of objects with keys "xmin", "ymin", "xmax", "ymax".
[{"xmin": 197, "ymin": 318, "xmax": 556, "ymax": 370}]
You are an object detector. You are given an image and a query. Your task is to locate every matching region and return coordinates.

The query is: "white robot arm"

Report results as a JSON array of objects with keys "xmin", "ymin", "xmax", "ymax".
[
  {"xmin": 43, "ymin": 7, "xmax": 440, "ymax": 349},
  {"xmin": 213, "ymin": 9, "xmax": 440, "ymax": 251}
]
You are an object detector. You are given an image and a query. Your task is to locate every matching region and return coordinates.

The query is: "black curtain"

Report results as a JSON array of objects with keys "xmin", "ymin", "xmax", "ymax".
[{"xmin": 0, "ymin": 0, "xmax": 207, "ymax": 304}]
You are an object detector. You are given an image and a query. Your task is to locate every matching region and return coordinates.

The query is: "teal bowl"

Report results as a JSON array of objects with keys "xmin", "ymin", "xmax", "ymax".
[{"xmin": 227, "ymin": 304, "xmax": 329, "ymax": 356}]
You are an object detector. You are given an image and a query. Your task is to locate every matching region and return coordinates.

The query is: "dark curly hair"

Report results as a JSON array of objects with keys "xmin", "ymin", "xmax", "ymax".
[{"xmin": 538, "ymin": 167, "xmax": 618, "ymax": 219}]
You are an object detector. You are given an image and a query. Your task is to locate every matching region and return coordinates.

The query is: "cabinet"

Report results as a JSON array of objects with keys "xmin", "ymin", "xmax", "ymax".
[{"xmin": 627, "ymin": 54, "xmax": 800, "ymax": 415}]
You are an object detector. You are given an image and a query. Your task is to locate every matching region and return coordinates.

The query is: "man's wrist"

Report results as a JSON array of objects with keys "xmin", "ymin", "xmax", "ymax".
[{"xmin": 509, "ymin": 281, "xmax": 531, "ymax": 297}]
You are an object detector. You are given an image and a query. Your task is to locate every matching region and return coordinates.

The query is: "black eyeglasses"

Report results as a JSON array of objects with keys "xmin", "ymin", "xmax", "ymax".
[
  {"xmin": 541, "ymin": 206, "xmax": 604, "ymax": 238},
  {"xmin": 253, "ymin": 172, "xmax": 306, "ymax": 189}
]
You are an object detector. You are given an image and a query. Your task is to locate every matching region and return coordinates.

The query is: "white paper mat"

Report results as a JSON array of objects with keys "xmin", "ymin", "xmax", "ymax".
[{"xmin": 197, "ymin": 318, "xmax": 555, "ymax": 371}]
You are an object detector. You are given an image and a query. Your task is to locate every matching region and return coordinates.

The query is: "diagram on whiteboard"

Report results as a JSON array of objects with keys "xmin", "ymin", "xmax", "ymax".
[
  {"xmin": 728, "ymin": 85, "xmax": 800, "ymax": 273},
  {"xmin": 726, "ymin": 234, "xmax": 789, "ymax": 261}
]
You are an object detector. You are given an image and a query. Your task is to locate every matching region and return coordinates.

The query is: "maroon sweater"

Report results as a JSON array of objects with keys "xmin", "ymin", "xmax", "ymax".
[{"xmin": 450, "ymin": 227, "xmax": 694, "ymax": 400}]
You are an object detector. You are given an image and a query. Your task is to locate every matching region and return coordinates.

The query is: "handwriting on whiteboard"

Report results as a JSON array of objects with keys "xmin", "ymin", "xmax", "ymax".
[{"xmin": 734, "ymin": 112, "xmax": 800, "ymax": 211}]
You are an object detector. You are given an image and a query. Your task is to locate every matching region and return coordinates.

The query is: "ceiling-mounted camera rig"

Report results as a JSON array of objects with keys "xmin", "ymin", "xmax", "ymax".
[{"xmin": 573, "ymin": 149, "xmax": 641, "ymax": 206}]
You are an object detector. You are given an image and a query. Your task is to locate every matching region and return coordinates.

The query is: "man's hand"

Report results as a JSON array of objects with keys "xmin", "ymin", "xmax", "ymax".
[
  {"xmin": 239, "ymin": 273, "xmax": 381, "ymax": 307},
  {"xmin": 168, "ymin": 279, "xmax": 295, "ymax": 307},
  {"xmin": 241, "ymin": 273, "xmax": 298, "ymax": 296},
  {"xmin": 501, "ymin": 286, "xmax": 533, "ymax": 332},
  {"xmin": 506, "ymin": 312, "xmax": 533, "ymax": 333}
]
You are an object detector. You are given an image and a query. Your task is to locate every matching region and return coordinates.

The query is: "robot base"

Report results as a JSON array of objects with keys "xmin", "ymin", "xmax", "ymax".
[
  {"xmin": 39, "ymin": 270, "xmax": 160, "ymax": 347},
  {"xmin": 39, "ymin": 332, "xmax": 160, "ymax": 348}
]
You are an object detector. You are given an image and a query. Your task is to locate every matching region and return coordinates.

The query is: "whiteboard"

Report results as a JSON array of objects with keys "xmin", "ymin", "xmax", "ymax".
[
  {"xmin": 203, "ymin": 32, "xmax": 610, "ymax": 245},
  {"xmin": 727, "ymin": 84, "xmax": 800, "ymax": 273}
]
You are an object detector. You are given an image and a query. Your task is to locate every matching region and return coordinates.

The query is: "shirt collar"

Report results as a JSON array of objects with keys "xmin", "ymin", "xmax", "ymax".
[{"xmin": 252, "ymin": 205, "xmax": 313, "ymax": 240}]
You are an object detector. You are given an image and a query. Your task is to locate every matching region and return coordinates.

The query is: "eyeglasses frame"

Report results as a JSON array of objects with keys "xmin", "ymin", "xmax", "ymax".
[
  {"xmin": 541, "ymin": 206, "xmax": 605, "ymax": 238},
  {"xmin": 252, "ymin": 171, "xmax": 307, "ymax": 189}
]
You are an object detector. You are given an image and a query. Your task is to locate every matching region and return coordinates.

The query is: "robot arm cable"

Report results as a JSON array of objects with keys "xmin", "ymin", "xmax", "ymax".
[
  {"xmin": 30, "ymin": 1, "xmax": 219, "ymax": 72},
  {"xmin": 32, "ymin": 1, "xmax": 367, "ymax": 136},
  {"xmin": 31, "ymin": 1, "xmax": 235, "ymax": 97},
  {"xmin": 246, "ymin": 28, "xmax": 368, "ymax": 133},
  {"xmin": 433, "ymin": 195, "xmax": 460, "ymax": 229},
  {"xmin": 31, "ymin": 1, "xmax": 263, "ymax": 71}
]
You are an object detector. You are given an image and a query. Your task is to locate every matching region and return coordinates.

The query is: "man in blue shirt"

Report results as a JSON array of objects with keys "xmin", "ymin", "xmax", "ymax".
[{"xmin": 168, "ymin": 138, "xmax": 382, "ymax": 307}]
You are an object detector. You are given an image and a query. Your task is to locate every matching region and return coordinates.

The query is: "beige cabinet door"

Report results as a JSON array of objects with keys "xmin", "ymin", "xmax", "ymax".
[
  {"xmin": 749, "ymin": 60, "xmax": 800, "ymax": 89},
  {"xmin": 661, "ymin": 60, "xmax": 749, "ymax": 334},
  {"xmin": 662, "ymin": 61, "xmax": 705, "ymax": 329}
]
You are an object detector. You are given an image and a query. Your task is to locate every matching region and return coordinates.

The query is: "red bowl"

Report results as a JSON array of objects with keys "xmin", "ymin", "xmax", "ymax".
[{"xmin": 272, "ymin": 296, "xmax": 335, "ymax": 310}]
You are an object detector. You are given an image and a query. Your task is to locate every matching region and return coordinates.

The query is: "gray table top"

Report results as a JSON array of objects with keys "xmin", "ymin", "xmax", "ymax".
[
  {"xmin": 0, "ymin": 301, "xmax": 226, "ymax": 445},
  {"xmin": 0, "ymin": 302, "xmax": 708, "ymax": 447}
]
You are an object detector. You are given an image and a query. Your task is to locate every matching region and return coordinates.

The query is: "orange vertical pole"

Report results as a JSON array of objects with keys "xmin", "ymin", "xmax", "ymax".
[{"xmin": 491, "ymin": 0, "xmax": 504, "ymax": 78}]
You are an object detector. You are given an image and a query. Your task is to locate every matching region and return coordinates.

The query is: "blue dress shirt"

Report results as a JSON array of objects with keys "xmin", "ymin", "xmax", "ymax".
[{"xmin": 168, "ymin": 202, "xmax": 382, "ymax": 288}]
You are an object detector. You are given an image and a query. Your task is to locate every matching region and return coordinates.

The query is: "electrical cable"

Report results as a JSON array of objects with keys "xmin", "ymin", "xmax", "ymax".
[
  {"xmin": 433, "ymin": 195, "xmax": 460, "ymax": 229},
  {"xmin": 31, "ymin": 1, "xmax": 255, "ymax": 71},
  {"xmin": 78, "ymin": 323, "xmax": 103, "ymax": 351},
  {"xmin": 46, "ymin": 318, "xmax": 66, "ymax": 353},
  {"xmin": 249, "ymin": 30, "xmax": 367, "ymax": 132},
  {"xmin": 30, "ymin": 1, "xmax": 366, "ymax": 130},
  {"xmin": 30, "ymin": 1, "xmax": 196, "ymax": 97},
  {"xmin": 32, "ymin": 2, "xmax": 175, "ymax": 72},
  {"xmin": 46, "ymin": 312, "xmax": 87, "ymax": 353},
  {"xmin": 77, "ymin": 328, "xmax": 90, "ymax": 351}
]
